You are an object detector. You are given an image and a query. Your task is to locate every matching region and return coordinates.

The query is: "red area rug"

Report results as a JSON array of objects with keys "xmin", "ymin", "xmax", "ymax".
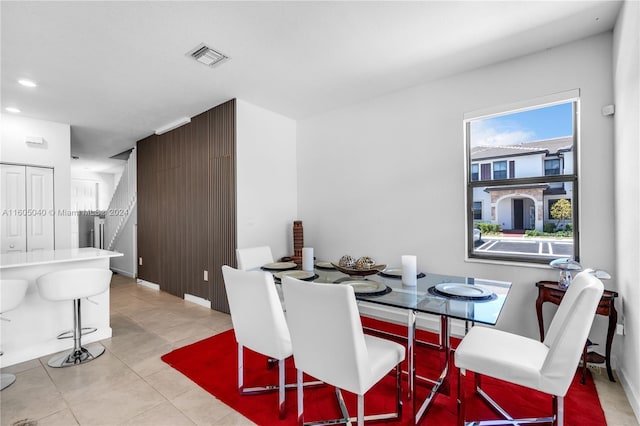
[{"xmin": 161, "ymin": 318, "xmax": 606, "ymax": 425}]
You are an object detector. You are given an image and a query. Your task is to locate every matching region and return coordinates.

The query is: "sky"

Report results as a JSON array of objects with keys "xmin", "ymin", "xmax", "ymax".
[{"xmin": 470, "ymin": 102, "xmax": 573, "ymax": 147}]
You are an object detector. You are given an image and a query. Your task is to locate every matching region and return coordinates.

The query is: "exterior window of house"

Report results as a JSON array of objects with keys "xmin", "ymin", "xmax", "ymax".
[
  {"xmin": 480, "ymin": 163, "xmax": 491, "ymax": 180},
  {"xmin": 465, "ymin": 91, "xmax": 579, "ymax": 264},
  {"xmin": 493, "ymin": 161, "xmax": 507, "ymax": 179},
  {"xmin": 471, "ymin": 164, "xmax": 479, "ymax": 181},
  {"xmin": 473, "ymin": 201, "xmax": 482, "ymax": 220},
  {"xmin": 545, "ymin": 159, "xmax": 561, "ymax": 176}
]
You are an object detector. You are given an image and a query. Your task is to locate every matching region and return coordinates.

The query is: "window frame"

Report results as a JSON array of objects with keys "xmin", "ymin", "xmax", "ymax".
[
  {"xmin": 544, "ymin": 158, "xmax": 561, "ymax": 176},
  {"xmin": 464, "ymin": 93, "xmax": 580, "ymax": 264},
  {"xmin": 472, "ymin": 201, "xmax": 482, "ymax": 221},
  {"xmin": 492, "ymin": 161, "xmax": 508, "ymax": 180}
]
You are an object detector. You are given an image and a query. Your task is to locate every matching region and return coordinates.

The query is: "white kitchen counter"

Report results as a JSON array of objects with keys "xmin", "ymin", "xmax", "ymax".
[{"xmin": 0, "ymin": 248, "xmax": 122, "ymax": 367}]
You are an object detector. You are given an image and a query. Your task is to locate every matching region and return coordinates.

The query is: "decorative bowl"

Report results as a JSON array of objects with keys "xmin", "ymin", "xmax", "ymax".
[{"xmin": 331, "ymin": 263, "xmax": 386, "ymax": 277}]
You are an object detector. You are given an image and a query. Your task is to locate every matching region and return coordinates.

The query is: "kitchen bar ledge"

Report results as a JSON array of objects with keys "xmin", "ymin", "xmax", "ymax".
[{"xmin": 0, "ymin": 248, "xmax": 122, "ymax": 367}]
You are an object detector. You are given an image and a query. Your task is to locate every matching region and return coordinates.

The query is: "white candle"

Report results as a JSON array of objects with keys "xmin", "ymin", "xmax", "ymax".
[
  {"xmin": 402, "ymin": 255, "xmax": 417, "ymax": 287},
  {"xmin": 302, "ymin": 247, "xmax": 314, "ymax": 272}
]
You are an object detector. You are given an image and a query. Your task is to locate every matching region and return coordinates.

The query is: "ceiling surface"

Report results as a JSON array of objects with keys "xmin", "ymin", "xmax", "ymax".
[{"xmin": 1, "ymin": 1, "xmax": 622, "ymax": 170}]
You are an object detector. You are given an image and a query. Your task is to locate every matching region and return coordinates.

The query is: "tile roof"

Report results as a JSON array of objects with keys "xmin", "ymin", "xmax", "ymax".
[{"xmin": 471, "ymin": 136, "xmax": 573, "ymax": 161}]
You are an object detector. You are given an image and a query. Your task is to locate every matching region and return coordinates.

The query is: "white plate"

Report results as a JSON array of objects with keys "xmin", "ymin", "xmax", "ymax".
[
  {"xmin": 342, "ymin": 280, "xmax": 387, "ymax": 294},
  {"xmin": 314, "ymin": 261, "xmax": 335, "ymax": 269},
  {"xmin": 434, "ymin": 283, "xmax": 493, "ymax": 298},
  {"xmin": 381, "ymin": 268, "xmax": 402, "ymax": 277},
  {"xmin": 262, "ymin": 262, "xmax": 297, "ymax": 270},
  {"xmin": 274, "ymin": 270, "xmax": 315, "ymax": 280}
]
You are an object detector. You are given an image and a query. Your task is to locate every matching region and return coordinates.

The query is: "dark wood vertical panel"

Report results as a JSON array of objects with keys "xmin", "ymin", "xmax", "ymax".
[
  {"xmin": 183, "ymin": 112, "xmax": 210, "ymax": 299},
  {"xmin": 157, "ymin": 126, "xmax": 186, "ymax": 296},
  {"xmin": 137, "ymin": 134, "xmax": 161, "ymax": 284},
  {"xmin": 210, "ymin": 99, "xmax": 235, "ymax": 158},
  {"xmin": 209, "ymin": 99, "xmax": 236, "ymax": 313}
]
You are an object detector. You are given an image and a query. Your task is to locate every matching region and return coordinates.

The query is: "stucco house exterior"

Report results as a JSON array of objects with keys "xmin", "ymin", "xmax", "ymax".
[{"xmin": 471, "ymin": 136, "xmax": 574, "ymax": 232}]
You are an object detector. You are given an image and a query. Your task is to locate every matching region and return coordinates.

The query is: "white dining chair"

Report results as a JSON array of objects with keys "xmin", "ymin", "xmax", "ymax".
[
  {"xmin": 282, "ymin": 276, "xmax": 405, "ymax": 426},
  {"xmin": 236, "ymin": 246, "xmax": 274, "ymax": 270},
  {"xmin": 222, "ymin": 265, "xmax": 321, "ymax": 419},
  {"xmin": 454, "ymin": 269, "xmax": 604, "ymax": 426}
]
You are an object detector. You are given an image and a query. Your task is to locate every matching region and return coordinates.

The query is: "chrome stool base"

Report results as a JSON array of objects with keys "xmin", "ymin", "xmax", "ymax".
[
  {"xmin": 47, "ymin": 342, "xmax": 106, "ymax": 368},
  {"xmin": 56, "ymin": 327, "xmax": 98, "ymax": 340},
  {"xmin": 0, "ymin": 373, "xmax": 17, "ymax": 391}
]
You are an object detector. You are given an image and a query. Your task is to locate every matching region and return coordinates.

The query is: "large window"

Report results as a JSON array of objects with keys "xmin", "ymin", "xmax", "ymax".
[{"xmin": 465, "ymin": 93, "xmax": 579, "ymax": 264}]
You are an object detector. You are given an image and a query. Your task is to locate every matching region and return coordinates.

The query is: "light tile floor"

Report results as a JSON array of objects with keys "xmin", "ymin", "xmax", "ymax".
[{"xmin": 1, "ymin": 274, "xmax": 637, "ymax": 425}]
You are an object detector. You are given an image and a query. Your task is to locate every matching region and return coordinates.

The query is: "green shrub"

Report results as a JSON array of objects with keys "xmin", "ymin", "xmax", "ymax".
[
  {"xmin": 476, "ymin": 222, "xmax": 501, "ymax": 234},
  {"xmin": 544, "ymin": 223, "xmax": 556, "ymax": 233},
  {"xmin": 525, "ymin": 229, "xmax": 573, "ymax": 238}
]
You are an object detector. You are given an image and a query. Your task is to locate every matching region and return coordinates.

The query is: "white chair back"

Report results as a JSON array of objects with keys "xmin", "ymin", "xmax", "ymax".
[
  {"xmin": 541, "ymin": 270, "xmax": 604, "ymax": 395},
  {"xmin": 221, "ymin": 265, "xmax": 292, "ymax": 360},
  {"xmin": 0, "ymin": 279, "xmax": 29, "ymax": 314},
  {"xmin": 236, "ymin": 246, "xmax": 274, "ymax": 270},
  {"xmin": 282, "ymin": 277, "xmax": 371, "ymax": 395},
  {"xmin": 37, "ymin": 268, "xmax": 112, "ymax": 301}
]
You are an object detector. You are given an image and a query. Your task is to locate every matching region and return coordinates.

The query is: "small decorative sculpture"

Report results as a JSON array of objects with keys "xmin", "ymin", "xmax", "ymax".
[
  {"xmin": 339, "ymin": 255, "xmax": 356, "ymax": 268},
  {"xmin": 549, "ymin": 258, "xmax": 582, "ymax": 288},
  {"xmin": 292, "ymin": 221, "xmax": 304, "ymax": 264}
]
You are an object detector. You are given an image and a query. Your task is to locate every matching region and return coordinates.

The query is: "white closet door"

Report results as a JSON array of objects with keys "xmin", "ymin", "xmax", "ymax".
[
  {"xmin": 26, "ymin": 166, "xmax": 55, "ymax": 251},
  {"xmin": 1, "ymin": 164, "xmax": 27, "ymax": 253}
]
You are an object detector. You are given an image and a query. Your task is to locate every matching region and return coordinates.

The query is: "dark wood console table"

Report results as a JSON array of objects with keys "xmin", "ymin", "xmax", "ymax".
[{"xmin": 535, "ymin": 280, "xmax": 618, "ymax": 382}]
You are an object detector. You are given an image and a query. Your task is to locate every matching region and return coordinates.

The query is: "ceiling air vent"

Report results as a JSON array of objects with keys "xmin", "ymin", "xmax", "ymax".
[{"xmin": 187, "ymin": 43, "xmax": 229, "ymax": 67}]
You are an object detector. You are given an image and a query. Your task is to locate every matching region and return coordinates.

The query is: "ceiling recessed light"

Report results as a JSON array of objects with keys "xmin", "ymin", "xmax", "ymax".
[
  {"xmin": 187, "ymin": 43, "xmax": 229, "ymax": 68},
  {"xmin": 6, "ymin": 107, "xmax": 21, "ymax": 113},
  {"xmin": 18, "ymin": 78, "xmax": 37, "ymax": 88}
]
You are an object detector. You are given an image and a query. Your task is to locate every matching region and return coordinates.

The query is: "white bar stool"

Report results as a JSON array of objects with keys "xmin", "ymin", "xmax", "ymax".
[
  {"xmin": 36, "ymin": 268, "xmax": 112, "ymax": 368},
  {"xmin": 1, "ymin": 279, "xmax": 29, "ymax": 390}
]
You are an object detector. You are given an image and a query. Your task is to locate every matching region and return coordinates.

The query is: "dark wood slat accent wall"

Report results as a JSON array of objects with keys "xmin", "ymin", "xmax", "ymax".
[
  {"xmin": 136, "ymin": 134, "xmax": 161, "ymax": 284},
  {"xmin": 136, "ymin": 100, "xmax": 235, "ymax": 312},
  {"xmin": 209, "ymin": 100, "xmax": 236, "ymax": 313},
  {"xmin": 182, "ymin": 112, "xmax": 210, "ymax": 299}
]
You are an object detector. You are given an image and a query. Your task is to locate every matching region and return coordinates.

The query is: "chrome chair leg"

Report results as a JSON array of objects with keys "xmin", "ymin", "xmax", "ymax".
[
  {"xmin": 47, "ymin": 299, "xmax": 105, "ymax": 368},
  {"xmin": 279, "ymin": 358, "xmax": 285, "ymax": 419},
  {"xmin": 295, "ymin": 363, "xmax": 403, "ymax": 426},
  {"xmin": 458, "ymin": 372, "xmax": 561, "ymax": 425},
  {"xmin": 458, "ymin": 368, "xmax": 466, "ymax": 426},
  {"xmin": 237, "ymin": 344, "xmax": 321, "ymax": 420}
]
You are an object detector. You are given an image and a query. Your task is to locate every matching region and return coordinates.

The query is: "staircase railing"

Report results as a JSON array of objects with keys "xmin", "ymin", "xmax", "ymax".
[{"xmin": 104, "ymin": 148, "xmax": 136, "ymax": 250}]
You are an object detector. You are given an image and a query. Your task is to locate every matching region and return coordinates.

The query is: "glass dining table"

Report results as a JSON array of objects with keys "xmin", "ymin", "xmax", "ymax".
[{"xmin": 268, "ymin": 263, "xmax": 512, "ymax": 425}]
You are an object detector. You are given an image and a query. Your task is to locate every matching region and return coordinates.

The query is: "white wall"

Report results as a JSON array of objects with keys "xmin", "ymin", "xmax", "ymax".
[
  {"xmin": 110, "ymin": 204, "xmax": 137, "ymax": 277},
  {"xmin": 613, "ymin": 0, "xmax": 640, "ymax": 417},
  {"xmin": 236, "ymin": 99, "xmax": 298, "ymax": 261},
  {"xmin": 0, "ymin": 114, "xmax": 72, "ymax": 249},
  {"xmin": 70, "ymin": 170, "xmax": 118, "ymax": 210},
  {"xmin": 297, "ymin": 33, "xmax": 615, "ymax": 344}
]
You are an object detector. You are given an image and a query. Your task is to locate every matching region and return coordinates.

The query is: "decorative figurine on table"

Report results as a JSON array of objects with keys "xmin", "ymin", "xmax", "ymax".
[{"xmin": 549, "ymin": 258, "xmax": 582, "ymax": 288}]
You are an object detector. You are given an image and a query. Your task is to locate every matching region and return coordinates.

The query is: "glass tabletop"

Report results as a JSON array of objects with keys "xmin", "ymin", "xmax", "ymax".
[{"xmin": 282, "ymin": 267, "xmax": 511, "ymax": 326}]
